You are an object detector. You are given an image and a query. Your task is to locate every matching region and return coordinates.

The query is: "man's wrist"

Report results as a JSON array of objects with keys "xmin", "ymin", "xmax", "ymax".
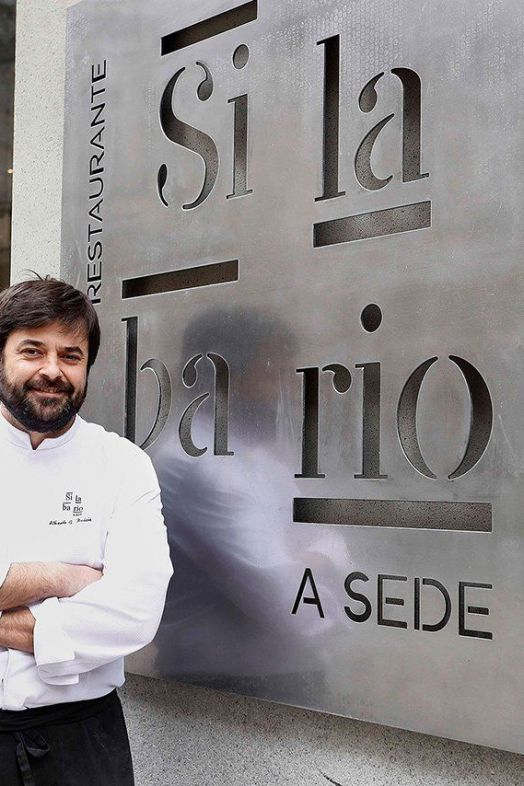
[{"xmin": 0, "ymin": 607, "xmax": 35, "ymax": 653}]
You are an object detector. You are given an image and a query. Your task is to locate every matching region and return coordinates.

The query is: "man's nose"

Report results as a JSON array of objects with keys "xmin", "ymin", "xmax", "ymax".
[{"xmin": 40, "ymin": 355, "xmax": 63, "ymax": 379}]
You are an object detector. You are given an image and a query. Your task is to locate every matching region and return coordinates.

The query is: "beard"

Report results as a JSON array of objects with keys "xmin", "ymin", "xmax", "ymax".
[{"xmin": 0, "ymin": 363, "xmax": 88, "ymax": 433}]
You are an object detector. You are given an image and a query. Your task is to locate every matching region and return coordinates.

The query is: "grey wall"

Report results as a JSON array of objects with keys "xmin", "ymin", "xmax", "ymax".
[
  {"xmin": 12, "ymin": 2, "xmax": 524, "ymax": 784},
  {"xmin": 11, "ymin": 0, "xmax": 64, "ymax": 282},
  {"xmin": 0, "ymin": 0, "xmax": 15, "ymax": 289}
]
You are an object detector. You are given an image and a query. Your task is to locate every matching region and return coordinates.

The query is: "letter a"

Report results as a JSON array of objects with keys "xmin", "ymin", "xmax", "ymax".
[{"xmin": 291, "ymin": 568, "xmax": 325, "ymax": 618}]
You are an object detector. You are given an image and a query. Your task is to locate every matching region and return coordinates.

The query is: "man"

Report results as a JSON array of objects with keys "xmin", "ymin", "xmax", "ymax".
[{"xmin": 0, "ymin": 276, "xmax": 173, "ymax": 785}]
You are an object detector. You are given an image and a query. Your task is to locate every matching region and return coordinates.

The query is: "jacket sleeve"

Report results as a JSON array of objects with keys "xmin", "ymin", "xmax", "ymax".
[{"xmin": 30, "ymin": 449, "xmax": 174, "ymax": 685}]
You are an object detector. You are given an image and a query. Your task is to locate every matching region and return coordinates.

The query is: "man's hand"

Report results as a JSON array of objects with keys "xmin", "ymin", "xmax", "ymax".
[{"xmin": 0, "ymin": 562, "xmax": 103, "ymax": 610}]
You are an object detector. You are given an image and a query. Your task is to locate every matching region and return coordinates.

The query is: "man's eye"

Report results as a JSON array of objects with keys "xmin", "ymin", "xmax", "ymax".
[
  {"xmin": 65, "ymin": 355, "xmax": 81, "ymax": 362},
  {"xmin": 23, "ymin": 349, "xmax": 39, "ymax": 355}
]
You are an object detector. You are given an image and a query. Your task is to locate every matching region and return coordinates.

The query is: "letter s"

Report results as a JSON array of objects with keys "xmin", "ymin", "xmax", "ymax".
[
  {"xmin": 160, "ymin": 64, "xmax": 219, "ymax": 210},
  {"xmin": 344, "ymin": 571, "xmax": 372, "ymax": 623}
]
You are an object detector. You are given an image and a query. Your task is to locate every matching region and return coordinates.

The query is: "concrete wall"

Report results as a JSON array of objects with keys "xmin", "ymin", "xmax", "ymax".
[
  {"xmin": 0, "ymin": 0, "xmax": 15, "ymax": 289},
  {"xmin": 11, "ymin": 0, "xmax": 65, "ymax": 282},
  {"xmin": 11, "ymin": 2, "xmax": 524, "ymax": 784}
]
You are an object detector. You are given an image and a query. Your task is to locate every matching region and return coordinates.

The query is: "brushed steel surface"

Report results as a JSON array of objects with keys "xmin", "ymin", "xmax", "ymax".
[{"xmin": 61, "ymin": 0, "xmax": 524, "ymax": 753}]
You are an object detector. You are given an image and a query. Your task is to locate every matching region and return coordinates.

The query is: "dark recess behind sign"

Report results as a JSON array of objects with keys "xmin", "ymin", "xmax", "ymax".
[{"xmin": 0, "ymin": 0, "xmax": 15, "ymax": 290}]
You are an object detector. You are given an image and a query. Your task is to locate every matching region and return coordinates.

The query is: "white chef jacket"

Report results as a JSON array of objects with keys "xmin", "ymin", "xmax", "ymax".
[{"xmin": 0, "ymin": 412, "xmax": 173, "ymax": 710}]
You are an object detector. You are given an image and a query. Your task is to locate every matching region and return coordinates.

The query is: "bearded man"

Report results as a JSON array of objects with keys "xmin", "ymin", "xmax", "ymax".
[{"xmin": 0, "ymin": 276, "xmax": 173, "ymax": 785}]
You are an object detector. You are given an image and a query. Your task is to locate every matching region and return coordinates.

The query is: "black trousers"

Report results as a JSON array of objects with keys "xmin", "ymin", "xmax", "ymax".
[{"xmin": 0, "ymin": 690, "xmax": 134, "ymax": 786}]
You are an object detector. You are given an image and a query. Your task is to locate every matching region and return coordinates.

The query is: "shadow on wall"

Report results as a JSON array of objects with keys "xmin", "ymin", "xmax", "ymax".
[{"xmin": 150, "ymin": 307, "xmax": 336, "ymax": 702}]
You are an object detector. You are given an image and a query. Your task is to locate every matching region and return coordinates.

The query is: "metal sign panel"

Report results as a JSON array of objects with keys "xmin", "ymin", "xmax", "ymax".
[{"xmin": 61, "ymin": 0, "xmax": 524, "ymax": 753}]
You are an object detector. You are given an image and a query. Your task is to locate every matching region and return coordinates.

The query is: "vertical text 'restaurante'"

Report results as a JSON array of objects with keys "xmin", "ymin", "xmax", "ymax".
[{"xmin": 86, "ymin": 60, "xmax": 107, "ymax": 305}]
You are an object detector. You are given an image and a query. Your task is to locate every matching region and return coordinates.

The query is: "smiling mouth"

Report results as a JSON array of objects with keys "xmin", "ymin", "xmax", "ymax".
[{"xmin": 33, "ymin": 390, "xmax": 67, "ymax": 396}]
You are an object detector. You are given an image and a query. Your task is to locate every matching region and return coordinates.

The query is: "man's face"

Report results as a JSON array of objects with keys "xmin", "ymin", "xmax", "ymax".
[{"xmin": 0, "ymin": 321, "xmax": 89, "ymax": 433}]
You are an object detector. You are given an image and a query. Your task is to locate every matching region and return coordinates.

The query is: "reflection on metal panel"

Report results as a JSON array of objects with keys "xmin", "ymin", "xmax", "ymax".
[{"xmin": 62, "ymin": 0, "xmax": 524, "ymax": 754}]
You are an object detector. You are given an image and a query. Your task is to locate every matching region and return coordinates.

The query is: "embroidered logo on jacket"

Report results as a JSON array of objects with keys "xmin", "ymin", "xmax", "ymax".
[{"xmin": 48, "ymin": 492, "xmax": 93, "ymax": 526}]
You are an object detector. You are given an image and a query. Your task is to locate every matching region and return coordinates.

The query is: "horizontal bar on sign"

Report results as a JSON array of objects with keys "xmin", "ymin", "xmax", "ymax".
[
  {"xmin": 313, "ymin": 200, "xmax": 431, "ymax": 247},
  {"xmin": 161, "ymin": 0, "xmax": 258, "ymax": 55},
  {"xmin": 121, "ymin": 260, "xmax": 239, "ymax": 299},
  {"xmin": 293, "ymin": 497, "xmax": 492, "ymax": 532}
]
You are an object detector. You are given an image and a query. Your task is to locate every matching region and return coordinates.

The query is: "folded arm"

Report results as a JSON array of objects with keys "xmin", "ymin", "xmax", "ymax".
[
  {"xmin": 30, "ymin": 450, "xmax": 173, "ymax": 685},
  {"xmin": 0, "ymin": 565, "xmax": 103, "ymax": 654},
  {"xmin": 0, "ymin": 562, "xmax": 102, "ymax": 611}
]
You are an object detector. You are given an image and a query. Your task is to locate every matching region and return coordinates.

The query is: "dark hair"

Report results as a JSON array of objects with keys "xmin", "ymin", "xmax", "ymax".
[{"xmin": 0, "ymin": 275, "xmax": 101, "ymax": 369}]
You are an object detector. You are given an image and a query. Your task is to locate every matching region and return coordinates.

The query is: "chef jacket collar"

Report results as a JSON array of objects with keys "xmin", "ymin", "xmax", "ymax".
[{"xmin": 0, "ymin": 410, "xmax": 81, "ymax": 451}]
